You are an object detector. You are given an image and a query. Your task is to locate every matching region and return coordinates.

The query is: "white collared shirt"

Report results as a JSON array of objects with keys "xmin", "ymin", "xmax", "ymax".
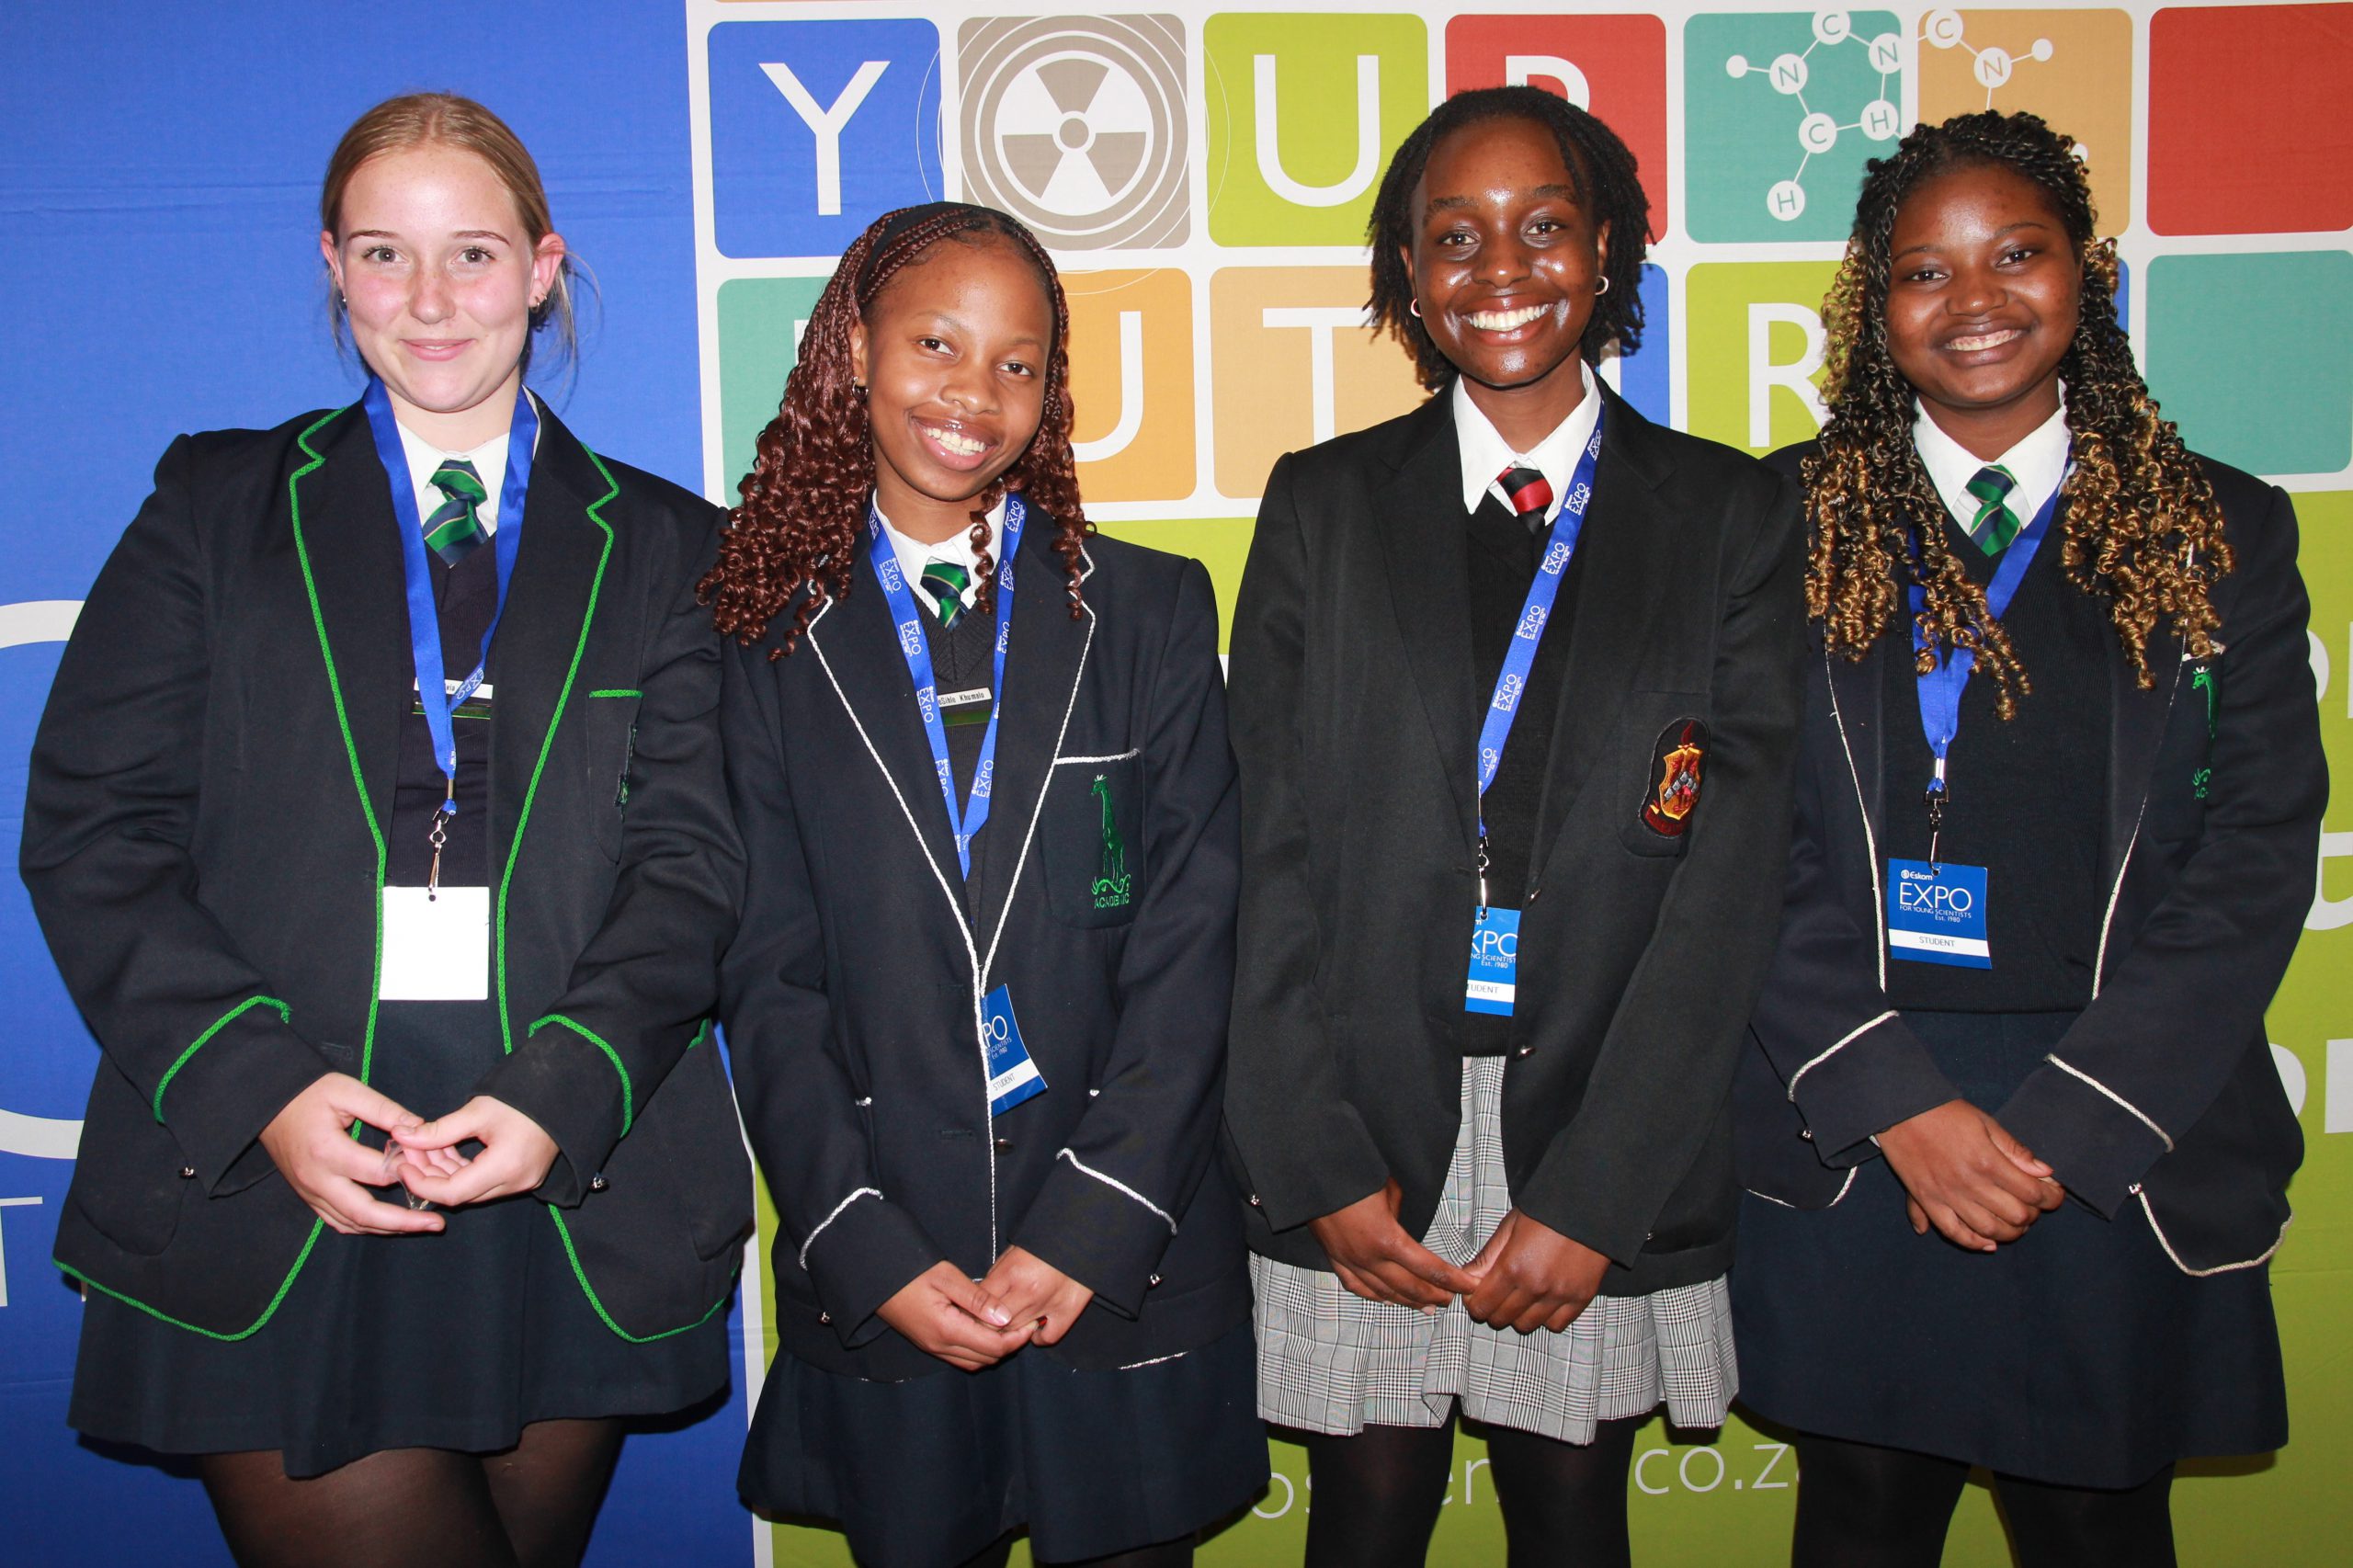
[
  {"xmin": 873, "ymin": 494, "xmax": 1006, "ymax": 614},
  {"xmin": 1451, "ymin": 359, "xmax": 1603, "ymax": 525},
  {"xmin": 1912, "ymin": 391, "xmax": 2070, "ymax": 538},
  {"xmin": 395, "ymin": 420, "xmax": 515, "ymax": 540}
]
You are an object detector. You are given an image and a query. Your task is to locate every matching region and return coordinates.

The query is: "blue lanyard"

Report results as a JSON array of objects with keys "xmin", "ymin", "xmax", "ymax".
[
  {"xmin": 1472, "ymin": 406, "xmax": 1604, "ymax": 910},
  {"xmin": 1905, "ymin": 471, "xmax": 2063, "ymax": 854},
  {"xmin": 865, "ymin": 493, "xmax": 1026, "ymax": 880},
  {"xmin": 361, "ymin": 376, "xmax": 536, "ymax": 821}
]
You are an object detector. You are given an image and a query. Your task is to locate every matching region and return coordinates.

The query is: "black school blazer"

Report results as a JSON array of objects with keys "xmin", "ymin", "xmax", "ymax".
[
  {"xmin": 1734, "ymin": 442, "xmax": 2322, "ymax": 1276},
  {"xmin": 22, "ymin": 400, "xmax": 752, "ymax": 1341},
  {"xmin": 1222, "ymin": 381, "xmax": 1805, "ymax": 1294},
  {"xmin": 720, "ymin": 523, "xmax": 1249, "ymax": 1381}
]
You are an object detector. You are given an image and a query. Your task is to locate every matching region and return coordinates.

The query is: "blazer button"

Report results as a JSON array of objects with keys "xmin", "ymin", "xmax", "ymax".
[
  {"xmin": 1148, "ymin": 1273, "xmax": 1163, "ymax": 1289},
  {"xmin": 589, "ymin": 1174, "xmax": 608, "ymax": 1191},
  {"xmin": 1248, "ymin": 1193, "xmax": 1263, "ymax": 1208},
  {"xmin": 819, "ymin": 1311, "xmax": 832, "ymax": 1325},
  {"xmin": 994, "ymin": 1137, "xmax": 1014, "ymax": 1155},
  {"xmin": 178, "ymin": 1165, "xmax": 197, "ymax": 1179},
  {"xmin": 1527, "ymin": 884, "xmax": 1542, "ymax": 903},
  {"xmin": 1513, "ymin": 1044, "xmax": 1535, "ymax": 1060},
  {"xmin": 1800, "ymin": 1130, "xmax": 1813, "ymax": 1141}
]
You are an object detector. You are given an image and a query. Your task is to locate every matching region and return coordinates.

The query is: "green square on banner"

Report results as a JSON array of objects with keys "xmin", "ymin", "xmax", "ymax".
[
  {"xmin": 1682, "ymin": 11, "xmax": 1904, "ymax": 244},
  {"xmin": 1201, "ymin": 12, "xmax": 1428, "ymax": 246},
  {"xmin": 718, "ymin": 276, "xmax": 833, "ymax": 496},
  {"xmin": 2146, "ymin": 251, "xmax": 2353, "ymax": 477}
]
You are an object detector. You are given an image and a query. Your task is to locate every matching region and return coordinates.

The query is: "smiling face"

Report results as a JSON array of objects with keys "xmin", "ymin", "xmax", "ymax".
[
  {"xmin": 321, "ymin": 142, "xmax": 564, "ymax": 449},
  {"xmin": 850, "ymin": 233, "xmax": 1054, "ymax": 545},
  {"xmin": 1404, "ymin": 115, "xmax": 1610, "ymax": 451},
  {"xmin": 1884, "ymin": 160, "xmax": 2082, "ymax": 459}
]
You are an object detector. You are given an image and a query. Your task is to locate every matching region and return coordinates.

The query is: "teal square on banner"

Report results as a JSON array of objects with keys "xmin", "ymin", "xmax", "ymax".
[
  {"xmin": 2146, "ymin": 252, "xmax": 2353, "ymax": 477},
  {"xmin": 1682, "ymin": 11, "xmax": 1904, "ymax": 243}
]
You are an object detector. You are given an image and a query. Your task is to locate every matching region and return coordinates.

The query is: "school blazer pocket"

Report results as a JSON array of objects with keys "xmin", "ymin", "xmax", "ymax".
[
  {"xmin": 66, "ymin": 1061, "xmax": 191, "ymax": 1258},
  {"xmin": 1042, "ymin": 751, "xmax": 1145, "ymax": 928},
  {"xmin": 1615, "ymin": 690, "xmax": 1713, "ymax": 859},
  {"xmin": 583, "ymin": 689, "xmax": 641, "ymax": 861}
]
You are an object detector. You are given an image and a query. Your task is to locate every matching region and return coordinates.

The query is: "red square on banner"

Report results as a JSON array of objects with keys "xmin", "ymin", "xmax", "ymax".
[
  {"xmin": 2149, "ymin": 4, "xmax": 2353, "ymax": 234},
  {"xmin": 1445, "ymin": 15, "xmax": 1669, "ymax": 236}
]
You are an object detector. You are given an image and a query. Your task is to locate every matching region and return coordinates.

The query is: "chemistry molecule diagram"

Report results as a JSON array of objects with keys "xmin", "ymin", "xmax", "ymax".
[
  {"xmin": 1922, "ymin": 7, "xmax": 2057, "ymax": 109},
  {"xmin": 1725, "ymin": 11, "xmax": 1902, "ymax": 222}
]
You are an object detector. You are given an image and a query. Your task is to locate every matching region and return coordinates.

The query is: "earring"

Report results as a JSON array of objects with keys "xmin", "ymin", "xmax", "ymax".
[
  {"xmin": 1595, "ymin": 275, "xmax": 1611, "ymax": 295},
  {"xmin": 1409, "ymin": 298, "xmax": 1422, "ymax": 318}
]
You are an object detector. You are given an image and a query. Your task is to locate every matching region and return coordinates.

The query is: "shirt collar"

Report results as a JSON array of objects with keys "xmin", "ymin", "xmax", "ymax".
[
  {"xmin": 872, "ymin": 494, "xmax": 1007, "ymax": 610},
  {"xmin": 1452, "ymin": 359, "xmax": 1603, "ymax": 521},
  {"xmin": 1911, "ymin": 385, "xmax": 2071, "ymax": 535}
]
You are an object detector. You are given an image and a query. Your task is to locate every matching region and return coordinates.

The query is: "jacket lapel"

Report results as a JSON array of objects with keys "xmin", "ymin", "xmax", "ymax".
[
  {"xmin": 485, "ymin": 405, "xmax": 616, "ymax": 881},
  {"xmin": 1374, "ymin": 396, "xmax": 1481, "ymax": 850},
  {"xmin": 286, "ymin": 405, "xmax": 414, "ymax": 846},
  {"xmin": 2105, "ymin": 599, "xmax": 2186, "ymax": 891},
  {"xmin": 1529, "ymin": 383, "xmax": 1681, "ymax": 876},
  {"xmin": 971, "ymin": 518, "xmax": 1096, "ymax": 960}
]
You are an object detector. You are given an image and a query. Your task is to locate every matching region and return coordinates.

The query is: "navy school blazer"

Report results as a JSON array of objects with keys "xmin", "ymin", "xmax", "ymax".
[
  {"xmin": 22, "ymin": 402, "xmax": 752, "ymax": 1340},
  {"xmin": 1222, "ymin": 380, "xmax": 1806, "ymax": 1294},
  {"xmin": 1734, "ymin": 442, "xmax": 2322, "ymax": 1275},
  {"xmin": 719, "ymin": 520, "xmax": 1250, "ymax": 1380}
]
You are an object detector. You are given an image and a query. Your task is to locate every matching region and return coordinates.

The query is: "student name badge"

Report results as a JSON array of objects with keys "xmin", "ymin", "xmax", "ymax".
[
  {"xmin": 1464, "ymin": 906, "xmax": 1520, "ymax": 1016},
  {"xmin": 981, "ymin": 983, "xmax": 1047, "ymax": 1116},
  {"xmin": 1886, "ymin": 859, "xmax": 1991, "ymax": 969},
  {"xmin": 378, "ymin": 886, "xmax": 492, "ymax": 1000}
]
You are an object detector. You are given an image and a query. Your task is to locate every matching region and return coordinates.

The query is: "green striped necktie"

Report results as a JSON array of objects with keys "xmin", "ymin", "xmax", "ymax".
[
  {"xmin": 1964, "ymin": 463, "xmax": 2020, "ymax": 554},
  {"xmin": 424, "ymin": 460, "xmax": 488, "ymax": 565},
  {"xmin": 920, "ymin": 559, "xmax": 971, "ymax": 630}
]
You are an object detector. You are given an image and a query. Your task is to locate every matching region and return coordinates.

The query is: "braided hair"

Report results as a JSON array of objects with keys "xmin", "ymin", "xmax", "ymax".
[
  {"xmin": 1366, "ymin": 85, "xmax": 1653, "ymax": 391},
  {"xmin": 1807, "ymin": 110, "xmax": 2228, "ymax": 713},
  {"xmin": 701, "ymin": 203, "xmax": 1092, "ymax": 654}
]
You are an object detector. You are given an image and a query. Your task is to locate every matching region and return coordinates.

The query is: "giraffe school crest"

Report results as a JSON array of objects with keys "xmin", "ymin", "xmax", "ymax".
[{"xmin": 1642, "ymin": 720, "xmax": 1709, "ymax": 838}]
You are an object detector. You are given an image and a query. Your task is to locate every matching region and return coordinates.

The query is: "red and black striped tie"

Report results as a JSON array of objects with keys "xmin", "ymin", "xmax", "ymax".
[{"xmin": 1498, "ymin": 465, "xmax": 1554, "ymax": 535}]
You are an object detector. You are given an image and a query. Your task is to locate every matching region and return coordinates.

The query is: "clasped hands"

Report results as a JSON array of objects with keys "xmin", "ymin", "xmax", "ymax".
[
  {"xmin": 876, "ymin": 1248, "xmax": 1096, "ymax": 1372},
  {"xmin": 256, "ymin": 1072, "xmax": 560, "ymax": 1236},
  {"xmin": 1310, "ymin": 1179, "xmax": 1609, "ymax": 1335},
  {"xmin": 1876, "ymin": 1097, "xmax": 2066, "ymax": 1252}
]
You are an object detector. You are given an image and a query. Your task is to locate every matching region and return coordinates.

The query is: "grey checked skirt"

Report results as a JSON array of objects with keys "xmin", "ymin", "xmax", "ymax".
[{"xmin": 1252, "ymin": 1057, "xmax": 1737, "ymax": 1444}]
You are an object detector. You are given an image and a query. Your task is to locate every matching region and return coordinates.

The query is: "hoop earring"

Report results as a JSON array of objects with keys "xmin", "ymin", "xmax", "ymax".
[
  {"xmin": 1595, "ymin": 275, "xmax": 1611, "ymax": 295},
  {"xmin": 1409, "ymin": 299, "xmax": 1422, "ymax": 318}
]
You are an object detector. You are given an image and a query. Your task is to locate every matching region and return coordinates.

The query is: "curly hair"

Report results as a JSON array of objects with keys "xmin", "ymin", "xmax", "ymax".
[
  {"xmin": 1366, "ymin": 85, "xmax": 1653, "ymax": 392},
  {"xmin": 1806, "ymin": 110, "xmax": 2228, "ymax": 713},
  {"xmin": 700, "ymin": 203, "xmax": 1092, "ymax": 654}
]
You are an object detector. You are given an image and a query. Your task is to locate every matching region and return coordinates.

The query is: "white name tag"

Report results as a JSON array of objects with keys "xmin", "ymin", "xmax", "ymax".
[
  {"xmin": 379, "ymin": 885, "xmax": 490, "ymax": 1000},
  {"xmin": 937, "ymin": 686, "xmax": 993, "ymax": 710}
]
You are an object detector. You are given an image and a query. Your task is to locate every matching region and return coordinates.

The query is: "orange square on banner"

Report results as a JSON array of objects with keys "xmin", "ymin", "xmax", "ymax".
[
  {"xmin": 1916, "ymin": 9, "xmax": 2133, "ymax": 233},
  {"xmin": 1063, "ymin": 268, "xmax": 1195, "ymax": 503},
  {"xmin": 2150, "ymin": 4, "xmax": 2353, "ymax": 234},
  {"xmin": 1209, "ymin": 267, "xmax": 1429, "ymax": 502},
  {"xmin": 1445, "ymin": 15, "xmax": 1669, "ymax": 236}
]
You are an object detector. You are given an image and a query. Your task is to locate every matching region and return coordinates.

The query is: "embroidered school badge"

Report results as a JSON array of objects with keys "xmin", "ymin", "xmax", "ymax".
[
  {"xmin": 1641, "ymin": 720, "xmax": 1708, "ymax": 838},
  {"xmin": 2190, "ymin": 663, "xmax": 2220, "ymax": 801},
  {"xmin": 1090, "ymin": 773, "xmax": 1133, "ymax": 908}
]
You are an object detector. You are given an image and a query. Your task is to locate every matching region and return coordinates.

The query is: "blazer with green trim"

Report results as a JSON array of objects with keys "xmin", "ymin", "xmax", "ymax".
[{"xmin": 22, "ymin": 401, "xmax": 751, "ymax": 1340}]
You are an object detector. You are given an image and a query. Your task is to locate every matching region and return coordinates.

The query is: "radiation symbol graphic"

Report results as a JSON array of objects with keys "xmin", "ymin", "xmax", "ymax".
[{"xmin": 958, "ymin": 17, "xmax": 1189, "ymax": 249}]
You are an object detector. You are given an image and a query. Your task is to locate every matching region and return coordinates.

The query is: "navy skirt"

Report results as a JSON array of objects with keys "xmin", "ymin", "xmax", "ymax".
[
  {"xmin": 1733, "ymin": 1009, "xmax": 2287, "ymax": 1489},
  {"xmin": 67, "ymin": 1001, "xmax": 730, "ymax": 1477},
  {"xmin": 742, "ymin": 1321, "xmax": 1267, "ymax": 1568}
]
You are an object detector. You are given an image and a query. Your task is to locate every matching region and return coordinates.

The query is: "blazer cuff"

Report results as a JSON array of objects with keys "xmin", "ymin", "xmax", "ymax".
[
  {"xmin": 1996, "ymin": 1060, "xmax": 2172, "ymax": 1218},
  {"xmin": 1785, "ymin": 1011, "xmax": 1959, "ymax": 1164},
  {"xmin": 800, "ymin": 1188, "xmax": 944, "ymax": 1349},
  {"xmin": 155, "ymin": 999, "xmax": 331, "ymax": 1192},
  {"xmin": 1012, "ymin": 1150, "xmax": 1180, "ymax": 1319},
  {"xmin": 473, "ymin": 1024, "xmax": 628, "ymax": 1209},
  {"xmin": 1231, "ymin": 1109, "xmax": 1389, "ymax": 1235}
]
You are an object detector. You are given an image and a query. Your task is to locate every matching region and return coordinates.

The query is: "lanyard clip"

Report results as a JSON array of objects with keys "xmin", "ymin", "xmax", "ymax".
[
  {"xmin": 1475, "ymin": 832, "xmax": 1492, "ymax": 919},
  {"xmin": 1925, "ymin": 766, "xmax": 1949, "ymax": 871}
]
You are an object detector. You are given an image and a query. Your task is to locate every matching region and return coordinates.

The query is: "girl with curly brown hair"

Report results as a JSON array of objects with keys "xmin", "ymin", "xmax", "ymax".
[
  {"xmin": 1733, "ymin": 110, "xmax": 2322, "ymax": 1567},
  {"xmin": 707, "ymin": 202, "xmax": 1264, "ymax": 1568}
]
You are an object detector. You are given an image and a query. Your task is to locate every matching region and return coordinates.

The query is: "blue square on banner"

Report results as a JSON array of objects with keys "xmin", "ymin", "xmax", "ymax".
[
  {"xmin": 709, "ymin": 19, "xmax": 944, "ymax": 258},
  {"xmin": 1607, "ymin": 263, "xmax": 1672, "ymax": 426}
]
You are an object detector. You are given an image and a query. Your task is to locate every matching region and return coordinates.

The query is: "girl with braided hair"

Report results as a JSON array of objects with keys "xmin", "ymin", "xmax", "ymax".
[
  {"xmin": 1733, "ymin": 110, "xmax": 2322, "ymax": 1565},
  {"xmin": 709, "ymin": 203, "xmax": 1264, "ymax": 1568}
]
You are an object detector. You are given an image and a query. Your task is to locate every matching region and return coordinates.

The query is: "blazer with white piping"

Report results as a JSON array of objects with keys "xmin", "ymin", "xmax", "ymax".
[{"xmin": 1733, "ymin": 442, "xmax": 2322, "ymax": 1276}]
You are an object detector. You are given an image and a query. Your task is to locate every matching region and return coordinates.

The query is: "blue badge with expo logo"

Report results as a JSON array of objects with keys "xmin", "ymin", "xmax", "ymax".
[
  {"xmin": 981, "ymin": 983, "xmax": 1046, "ymax": 1116},
  {"xmin": 1464, "ymin": 905, "xmax": 1521, "ymax": 1016},
  {"xmin": 1886, "ymin": 858, "xmax": 1991, "ymax": 969}
]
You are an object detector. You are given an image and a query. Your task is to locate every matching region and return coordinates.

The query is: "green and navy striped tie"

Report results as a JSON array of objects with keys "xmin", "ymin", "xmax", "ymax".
[
  {"xmin": 424, "ymin": 459, "xmax": 488, "ymax": 565},
  {"xmin": 920, "ymin": 560, "xmax": 971, "ymax": 630},
  {"xmin": 1964, "ymin": 463, "xmax": 2020, "ymax": 555}
]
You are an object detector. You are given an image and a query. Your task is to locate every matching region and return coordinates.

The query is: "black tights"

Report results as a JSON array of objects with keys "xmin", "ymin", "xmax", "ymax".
[
  {"xmin": 199, "ymin": 1418, "xmax": 624, "ymax": 1568},
  {"xmin": 1301, "ymin": 1415, "xmax": 1643, "ymax": 1568},
  {"xmin": 956, "ymin": 1534, "xmax": 1194, "ymax": 1568},
  {"xmin": 1790, "ymin": 1433, "xmax": 2177, "ymax": 1568}
]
